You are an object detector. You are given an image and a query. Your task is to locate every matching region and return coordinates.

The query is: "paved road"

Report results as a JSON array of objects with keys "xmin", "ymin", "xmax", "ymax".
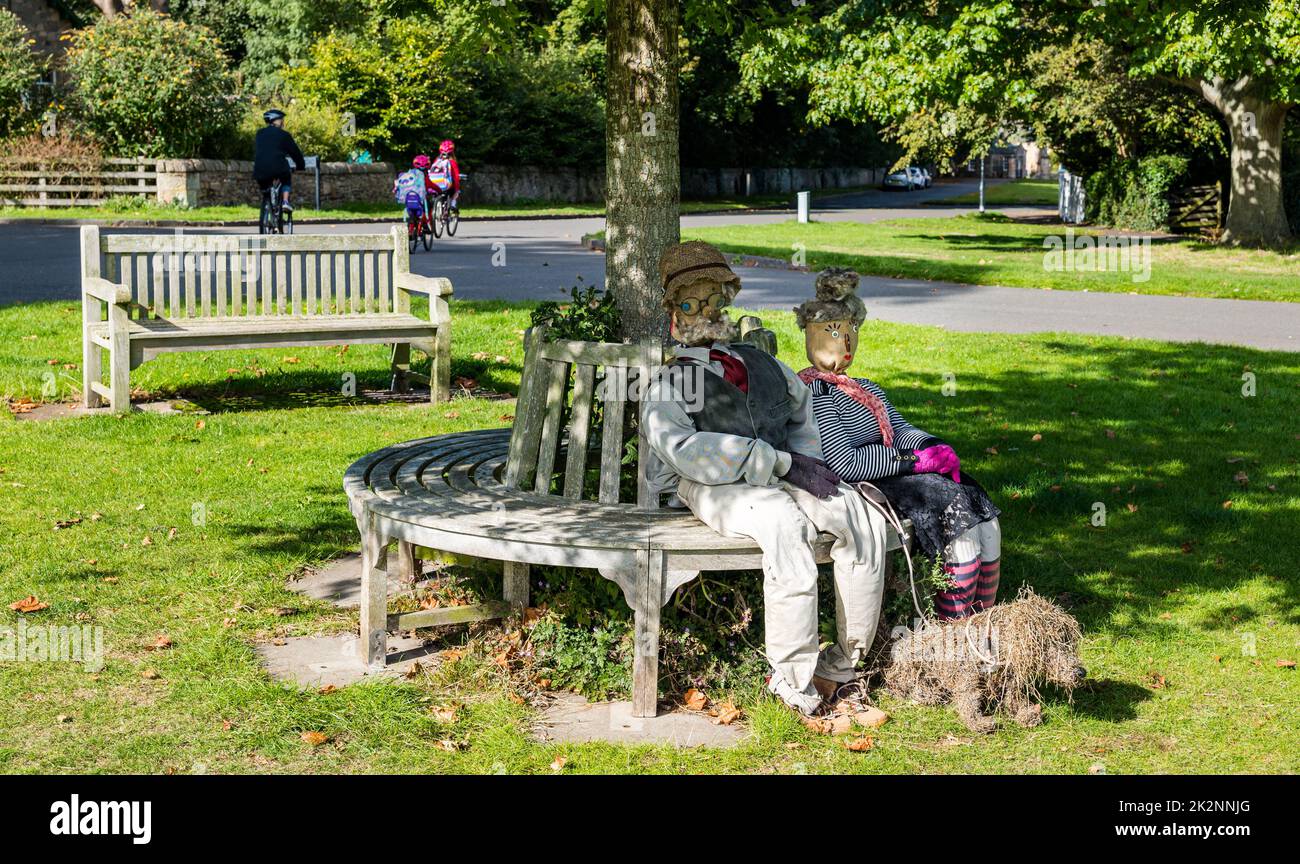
[{"xmin": 3, "ymin": 179, "xmax": 1297, "ymax": 351}]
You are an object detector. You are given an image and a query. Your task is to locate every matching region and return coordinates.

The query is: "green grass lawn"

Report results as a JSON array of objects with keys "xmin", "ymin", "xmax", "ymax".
[
  {"xmin": 0, "ymin": 300, "xmax": 1297, "ymax": 773},
  {"xmin": 684, "ymin": 214, "xmax": 1300, "ymax": 302},
  {"xmin": 927, "ymin": 179, "xmax": 1061, "ymax": 207}
]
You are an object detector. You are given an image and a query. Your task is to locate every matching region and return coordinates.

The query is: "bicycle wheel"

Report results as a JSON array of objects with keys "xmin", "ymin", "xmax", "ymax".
[
  {"xmin": 258, "ymin": 197, "xmax": 272, "ymax": 235},
  {"xmin": 406, "ymin": 212, "xmax": 419, "ymax": 253},
  {"xmin": 280, "ymin": 207, "xmax": 293, "ymax": 235},
  {"xmin": 420, "ymin": 215, "xmax": 433, "ymax": 250},
  {"xmin": 431, "ymin": 199, "xmax": 444, "ymax": 238},
  {"xmin": 445, "ymin": 203, "xmax": 459, "ymax": 237}
]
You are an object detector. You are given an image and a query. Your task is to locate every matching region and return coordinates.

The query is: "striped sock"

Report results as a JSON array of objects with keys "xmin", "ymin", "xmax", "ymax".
[
  {"xmin": 974, "ymin": 559, "xmax": 1000, "ymax": 612},
  {"xmin": 935, "ymin": 557, "xmax": 980, "ymax": 620}
]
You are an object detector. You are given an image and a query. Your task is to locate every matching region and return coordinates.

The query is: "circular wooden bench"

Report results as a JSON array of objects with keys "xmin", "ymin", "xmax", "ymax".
[{"xmin": 345, "ymin": 322, "xmax": 910, "ymax": 717}]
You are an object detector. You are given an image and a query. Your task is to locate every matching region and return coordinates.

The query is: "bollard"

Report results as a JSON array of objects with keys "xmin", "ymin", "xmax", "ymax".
[{"xmin": 797, "ymin": 190, "xmax": 810, "ymax": 223}]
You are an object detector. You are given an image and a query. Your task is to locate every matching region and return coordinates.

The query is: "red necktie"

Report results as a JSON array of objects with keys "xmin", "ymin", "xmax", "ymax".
[{"xmin": 709, "ymin": 349, "xmax": 749, "ymax": 393}]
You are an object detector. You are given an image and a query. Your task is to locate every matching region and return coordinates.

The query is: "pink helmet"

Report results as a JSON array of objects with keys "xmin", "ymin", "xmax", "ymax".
[
  {"xmin": 438, "ymin": 139, "xmax": 455, "ymax": 155},
  {"xmin": 412, "ymin": 154, "xmax": 431, "ymax": 170}
]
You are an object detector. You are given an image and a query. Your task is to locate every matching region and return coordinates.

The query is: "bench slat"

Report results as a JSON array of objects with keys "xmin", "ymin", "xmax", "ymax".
[
  {"xmin": 275, "ymin": 252, "xmax": 287, "ymax": 315},
  {"xmin": 504, "ymin": 327, "xmax": 547, "ymax": 489},
  {"xmin": 168, "ymin": 247, "xmax": 181, "ymax": 319},
  {"xmin": 533, "ymin": 359, "xmax": 570, "ymax": 494},
  {"xmin": 378, "ymin": 250, "xmax": 390, "ymax": 314},
  {"xmin": 597, "ymin": 366, "xmax": 627, "ymax": 504},
  {"xmin": 183, "ymin": 248, "xmax": 197, "ymax": 318},
  {"xmin": 305, "ymin": 251, "xmax": 318, "ymax": 315},
  {"xmin": 562, "ymin": 363, "xmax": 596, "ymax": 499}
]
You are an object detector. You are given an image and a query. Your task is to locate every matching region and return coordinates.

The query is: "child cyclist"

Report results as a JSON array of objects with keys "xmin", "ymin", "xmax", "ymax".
[
  {"xmin": 393, "ymin": 154, "xmax": 436, "ymax": 220},
  {"xmin": 429, "ymin": 140, "xmax": 462, "ymax": 213}
]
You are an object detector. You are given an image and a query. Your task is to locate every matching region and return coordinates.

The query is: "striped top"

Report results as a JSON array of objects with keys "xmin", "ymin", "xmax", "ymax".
[{"xmin": 807, "ymin": 376, "xmax": 941, "ymax": 482}]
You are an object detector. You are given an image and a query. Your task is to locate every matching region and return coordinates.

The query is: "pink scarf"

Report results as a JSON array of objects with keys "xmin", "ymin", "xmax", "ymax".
[{"xmin": 797, "ymin": 367, "xmax": 895, "ymax": 447}]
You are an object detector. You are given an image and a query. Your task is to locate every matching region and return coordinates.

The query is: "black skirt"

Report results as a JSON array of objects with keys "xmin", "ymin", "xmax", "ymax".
[{"xmin": 868, "ymin": 472, "xmax": 1001, "ymax": 559}]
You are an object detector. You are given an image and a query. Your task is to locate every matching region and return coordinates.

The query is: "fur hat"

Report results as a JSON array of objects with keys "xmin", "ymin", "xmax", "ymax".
[
  {"xmin": 793, "ymin": 267, "xmax": 867, "ymax": 329},
  {"xmin": 659, "ymin": 241, "xmax": 741, "ymax": 310}
]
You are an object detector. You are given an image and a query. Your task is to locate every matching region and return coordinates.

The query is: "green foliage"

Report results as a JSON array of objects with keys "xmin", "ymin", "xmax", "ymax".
[
  {"xmin": 1085, "ymin": 155, "xmax": 1191, "ymax": 232},
  {"xmin": 208, "ymin": 96, "xmax": 356, "ymax": 162},
  {"xmin": 64, "ymin": 9, "xmax": 239, "ymax": 158},
  {"xmin": 285, "ymin": 19, "xmax": 456, "ymax": 159},
  {"xmin": 530, "ymin": 286, "xmax": 621, "ymax": 343},
  {"xmin": 528, "ymin": 612, "xmax": 633, "ymax": 699},
  {"xmin": 0, "ymin": 9, "xmax": 44, "ymax": 141}
]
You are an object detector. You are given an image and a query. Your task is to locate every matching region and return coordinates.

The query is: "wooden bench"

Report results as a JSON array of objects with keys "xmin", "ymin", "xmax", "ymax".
[
  {"xmin": 80, "ymin": 225, "xmax": 452, "ymax": 412},
  {"xmin": 343, "ymin": 319, "xmax": 911, "ymax": 717}
]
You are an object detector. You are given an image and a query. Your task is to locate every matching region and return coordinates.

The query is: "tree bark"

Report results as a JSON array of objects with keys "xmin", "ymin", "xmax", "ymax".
[
  {"xmin": 1197, "ymin": 76, "xmax": 1293, "ymax": 247},
  {"xmin": 605, "ymin": 0, "xmax": 680, "ymax": 343}
]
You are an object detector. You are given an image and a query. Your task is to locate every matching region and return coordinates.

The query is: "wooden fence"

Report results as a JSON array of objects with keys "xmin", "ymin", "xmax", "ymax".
[
  {"xmin": 0, "ymin": 157, "xmax": 158, "ymax": 207},
  {"xmin": 1167, "ymin": 183, "xmax": 1222, "ymax": 232}
]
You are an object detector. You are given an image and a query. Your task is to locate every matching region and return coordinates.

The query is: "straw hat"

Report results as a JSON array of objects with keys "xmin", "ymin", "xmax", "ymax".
[
  {"xmin": 658, "ymin": 241, "xmax": 742, "ymax": 309},
  {"xmin": 794, "ymin": 267, "xmax": 867, "ymax": 329}
]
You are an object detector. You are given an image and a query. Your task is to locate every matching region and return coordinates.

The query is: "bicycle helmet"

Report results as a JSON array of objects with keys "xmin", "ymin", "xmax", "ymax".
[
  {"xmin": 438, "ymin": 139, "xmax": 455, "ymax": 155},
  {"xmin": 263, "ymin": 109, "xmax": 286, "ymax": 124},
  {"xmin": 412, "ymin": 154, "xmax": 431, "ymax": 170}
]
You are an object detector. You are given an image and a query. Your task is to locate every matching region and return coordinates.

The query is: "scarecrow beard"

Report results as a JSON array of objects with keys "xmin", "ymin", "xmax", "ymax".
[{"xmin": 673, "ymin": 313, "xmax": 739, "ymax": 347}]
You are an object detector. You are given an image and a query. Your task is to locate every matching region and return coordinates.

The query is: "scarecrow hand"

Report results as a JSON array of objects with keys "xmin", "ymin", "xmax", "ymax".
[{"xmin": 783, "ymin": 452, "xmax": 842, "ymax": 499}]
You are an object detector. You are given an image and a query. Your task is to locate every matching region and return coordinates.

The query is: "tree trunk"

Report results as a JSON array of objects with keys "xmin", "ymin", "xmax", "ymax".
[
  {"xmin": 605, "ymin": 0, "xmax": 680, "ymax": 343},
  {"xmin": 1198, "ymin": 77, "xmax": 1293, "ymax": 247}
]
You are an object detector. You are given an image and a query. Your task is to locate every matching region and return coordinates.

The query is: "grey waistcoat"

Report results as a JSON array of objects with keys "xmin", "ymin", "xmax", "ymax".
[{"xmin": 674, "ymin": 344, "xmax": 792, "ymax": 449}]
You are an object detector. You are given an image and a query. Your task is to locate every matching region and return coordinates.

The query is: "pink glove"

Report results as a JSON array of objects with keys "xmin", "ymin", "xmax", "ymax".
[{"xmin": 914, "ymin": 444, "xmax": 962, "ymax": 483}]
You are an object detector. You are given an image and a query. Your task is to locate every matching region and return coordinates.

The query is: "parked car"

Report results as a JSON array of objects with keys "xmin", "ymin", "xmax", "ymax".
[
  {"xmin": 915, "ymin": 167, "xmax": 933, "ymax": 188},
  {"xmin": 907, "ymin": 167, "xmax": 932, "ymax": 189},
  {"xmin": 882, "ymin": 169, "xmax": 916, "ymax": 191}
]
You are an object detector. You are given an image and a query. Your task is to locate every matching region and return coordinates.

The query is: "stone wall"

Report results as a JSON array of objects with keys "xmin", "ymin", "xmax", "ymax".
[
  {"xmin": 9, "ymin": 0, "xmax": 75, "ymax": 58},
  {"xmin": 155, "ymin": 160, "xmax": 395, "ymax": 208},
  {"xmin": 461, "ymin": 164, "xmax": 888, "ymax": 205}
]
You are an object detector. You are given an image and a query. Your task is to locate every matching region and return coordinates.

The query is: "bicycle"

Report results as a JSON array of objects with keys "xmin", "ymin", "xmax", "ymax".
[
  {"xmin": 430, "ymin": 191, "xmax": 459, "ymax": 238},
  {"xmin": 403, "ymin": 193, "xmax": 433, "ymax": 252},
  {"xmin": 258, "ymin": 178, "xmax": 293, "ymax": 235}
]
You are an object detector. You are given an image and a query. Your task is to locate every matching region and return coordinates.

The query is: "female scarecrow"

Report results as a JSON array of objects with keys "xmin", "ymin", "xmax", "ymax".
[{"xmin": 794, "ymin": 268, "xmax": 1002, "ymax": 619}]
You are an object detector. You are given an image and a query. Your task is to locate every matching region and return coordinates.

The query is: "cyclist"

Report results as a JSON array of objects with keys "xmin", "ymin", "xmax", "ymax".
[
  {"xmin": 254, "ymin": 109, "xmax": 306, "ymax": 213},
  {"xmin": 429, "ymin": 140, "xmax": 461, "ymax": 213}
]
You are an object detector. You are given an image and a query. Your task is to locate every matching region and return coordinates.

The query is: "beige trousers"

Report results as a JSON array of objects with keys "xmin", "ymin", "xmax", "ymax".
[{"xmin": 678, "ymin": 478, "xmax": 888, "ymax": 693}]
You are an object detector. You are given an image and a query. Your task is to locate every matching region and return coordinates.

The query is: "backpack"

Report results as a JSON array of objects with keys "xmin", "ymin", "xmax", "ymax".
[
  {"xmin": 428, "ymin": 158, "xmax": 453, "ymax": 192},
  {"xmin": 393, "ymin": 169, "xmax": 424, "ymax": 204}
]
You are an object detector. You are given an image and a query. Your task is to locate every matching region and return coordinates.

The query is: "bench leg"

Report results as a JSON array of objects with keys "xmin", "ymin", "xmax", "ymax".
[
  {"xmin": 358, "ymin": 513, "xmax": 390, "ymax": 669},
  {"xmin": 631, "ymin": 549, "xmax": 667, "ymax": 718},
  {"xmin": 395, "ymin": 539, "xmax": 419, "ymax": 582},
  {"xmin": 431, "ymin": 321, "xmax": 451, "ymax": 403},
  {"xmin": 107, "ymin": 309, "xmax": 130, "ymax": 413},
  {"xmin": 504, "ymin": 561, "xmax": 529, "ymax": 609},
  {"xmin": 390, "ymin": 342, "xmax": 412, "ymax": 394},
  {"xmin": 82, "ymin": 320, "xmax": 103, "ymax": 409}
]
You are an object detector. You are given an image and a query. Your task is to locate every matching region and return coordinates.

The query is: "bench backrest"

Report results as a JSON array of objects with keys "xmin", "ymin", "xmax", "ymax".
[
  {"xmin": 82, "ymin": 225, "xmax": 414, "ymax": 320},
  {"xmin": 504, "ymin": 317, "xmax": 777, "ymax": 511}
]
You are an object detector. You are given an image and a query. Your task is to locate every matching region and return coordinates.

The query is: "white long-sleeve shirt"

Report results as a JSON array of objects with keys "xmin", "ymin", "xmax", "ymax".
[{"xmin": 641, "ymin": 342, "xmax": 824, "ymax": 499}]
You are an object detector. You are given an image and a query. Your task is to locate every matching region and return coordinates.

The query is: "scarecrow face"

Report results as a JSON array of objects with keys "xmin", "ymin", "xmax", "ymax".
[
  {"xmin": 805, "ymin": 317, "xmax": 858, "ymax": 374},
  {"xmin": 669, "ymin": 280, "xmax": 738, "ymax": 346}
]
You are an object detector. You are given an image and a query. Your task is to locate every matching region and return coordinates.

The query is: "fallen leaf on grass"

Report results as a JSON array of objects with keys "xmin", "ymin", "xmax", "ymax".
[
  {"xmin": 141, "ymin": 669, "xmax": 160, "ymax": 680},
  {"xmin": 682, "ymin": 688, "xmax": 708, "ymax": 711},
  {"xmin": 54, "ymin": 517, "xmax": 82, "ymax": 530},
  {"xmin": 147, "ymin": 635, "xmax": 173, "ymax": 651},
  {"xmin": 404, "ymin": 661, "xmax": 424, "ymax": 679},
  {"xmin": 318, "ymin": 685, "xmax": 337, "ymax": 695},
  {"xmin": 1277, "ymin": 659, "xmax": 1296, "ymax": 669},
  {"xmin": 1233, "ymin": 471, "xmax": 1249, "ymax": 486},
  {"xmin": 430, "ymin": 704, "xmax": 458, "ymax": 723},
  {"xmin": 435, "ymin": 739, "xmax": 463, "ymax": 752},
  {"xmin": 550, "ymin": 755, "xmax": 567, "ymax": 772},
  {"xmin": 300, "ymin": 731, "xmax": 330, "ymax": 747},
  {"xmin": 1031, "ymin": 433, "xmax": 1042, "ymax": 442},
  {"xmin": 844, "ymin": 736, "xmax": 874, "ymax": 752},
  {"xmin": 711, "ymin": 701, "xmax": 743, "ymax": 725},
  {"xmin": 9, "ymin": 596, "xmax": 48, "ymax": 613},
  {"xmin": 1148, "ymin": 672, "xmax": 1166, "ymax": 689},
  {"xmin": 56, "ymin": 714, "xmax": 73, "ymax": 724}
]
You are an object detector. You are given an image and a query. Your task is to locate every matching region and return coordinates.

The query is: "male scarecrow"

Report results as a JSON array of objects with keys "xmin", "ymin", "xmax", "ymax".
[{"xmin": 641, "ymin": 241, "xmax": 890, "ymax": 716}]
